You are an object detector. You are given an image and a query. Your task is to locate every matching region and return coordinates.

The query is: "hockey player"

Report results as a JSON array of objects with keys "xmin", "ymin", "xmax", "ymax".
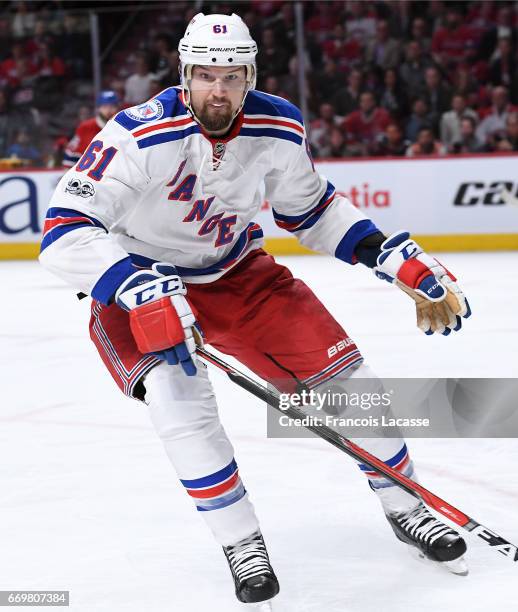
[
  {"xmin": 40, "ymin": 13, "xmax": 472, "ymax": 607},
  {"xmin": 62, "ymin": 90, "xmax": 120, "ymax": 167}
]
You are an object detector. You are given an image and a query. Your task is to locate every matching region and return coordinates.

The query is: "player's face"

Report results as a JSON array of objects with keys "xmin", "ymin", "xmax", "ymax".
[
  {"xmin": 98, "ymin": 104, "xmax": 119, "ymax": 121},
  {"xmin": 189, "ymin": 65, "xmax": 247, "ymax": 134}
]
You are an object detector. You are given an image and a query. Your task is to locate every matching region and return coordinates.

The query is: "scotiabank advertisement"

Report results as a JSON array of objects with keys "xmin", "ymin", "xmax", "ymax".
[
  {"xmin": 1, "ymin": 155, "xmax": 518, "ymax": 257},
  {"xmin": 255, "ymin": 154, "xmax": 518, "ymax": 240}
]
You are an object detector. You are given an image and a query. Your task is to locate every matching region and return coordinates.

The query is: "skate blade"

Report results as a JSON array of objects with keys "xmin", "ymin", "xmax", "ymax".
[
  {"xmin": 245, "ymin": 602, "xmax": 274, "ymax": 611},
  {"xmin": 443, "ymin": 557, "xmax": 469, "ymax": 576},
  {"xmin": 406, "ymin": 544, "xmax": 469, "ymax": 576}
]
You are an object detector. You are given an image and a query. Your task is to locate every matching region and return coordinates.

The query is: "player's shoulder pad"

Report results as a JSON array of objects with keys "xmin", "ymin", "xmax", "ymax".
[
  {"xmin": 243, "ymin": 90, "xmax": 304, "ymax": 127},
  {"xmin": 114, "ymin": 87, "xmax": 186, "ymax": 132},
  {"xmin": 242, "ymin": 90, "xmax": 305, "ymax": 146}
]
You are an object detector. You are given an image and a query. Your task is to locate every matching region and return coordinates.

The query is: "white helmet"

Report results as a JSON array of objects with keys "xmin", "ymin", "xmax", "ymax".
[{"xmin": 178, "ymin": 13, "xmax": 257, "ymax": 123}]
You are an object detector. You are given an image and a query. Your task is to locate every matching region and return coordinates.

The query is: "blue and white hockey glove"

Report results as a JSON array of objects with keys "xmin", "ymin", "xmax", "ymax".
[
  {"xmin": 374, "ymin": 231, "xmax": 471, "ymax": 336},
  {"xmin": 115, "ymin": 263, "xmax": 203, "ymax": 375}
]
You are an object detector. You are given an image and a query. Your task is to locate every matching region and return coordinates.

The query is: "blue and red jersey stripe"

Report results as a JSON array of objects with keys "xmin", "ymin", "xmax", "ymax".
[
  {"xmin": 272, "ymin": 181, "xmax": 336, "ymax": 233},
  {"xmin": 40, "ymin": 207, "xmax": 107, "ymax": 252}
]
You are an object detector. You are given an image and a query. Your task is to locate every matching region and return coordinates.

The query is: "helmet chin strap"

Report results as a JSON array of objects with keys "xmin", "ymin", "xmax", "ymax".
[{"xmin": 181, "ymin": 64, "xmax": 255, "ymax": 133}]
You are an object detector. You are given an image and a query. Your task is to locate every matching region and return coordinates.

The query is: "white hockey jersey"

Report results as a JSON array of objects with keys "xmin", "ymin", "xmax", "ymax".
[{"xmin": 40, "ymin": 87, "xmax": 379, "ymax": 305}]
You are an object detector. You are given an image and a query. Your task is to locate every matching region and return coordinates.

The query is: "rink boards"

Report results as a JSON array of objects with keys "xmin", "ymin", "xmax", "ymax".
[{"xmin": 1, "ymin": 153, "xmax": 517, "ymax": 259}]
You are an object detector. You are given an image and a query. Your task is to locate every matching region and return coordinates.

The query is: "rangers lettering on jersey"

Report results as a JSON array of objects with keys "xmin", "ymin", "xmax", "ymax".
[{"xmin": 40, "ymin": 87, "xmax": 380, "ymax": 305}]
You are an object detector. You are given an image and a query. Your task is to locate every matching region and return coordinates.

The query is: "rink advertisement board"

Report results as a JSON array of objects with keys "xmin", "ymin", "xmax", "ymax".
[
  {"xmin": 0, "ymin": 170, "xmax": 62, "ymax": 259},
  {"xmin": 1, "ymin": 154, "xmax": 518, "ymax": 259}
]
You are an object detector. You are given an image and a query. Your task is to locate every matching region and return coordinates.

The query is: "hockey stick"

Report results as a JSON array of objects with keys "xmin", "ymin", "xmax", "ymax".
[{"xmin": 197, "ymin": 346, "xmax": 518, "ymax": 564}]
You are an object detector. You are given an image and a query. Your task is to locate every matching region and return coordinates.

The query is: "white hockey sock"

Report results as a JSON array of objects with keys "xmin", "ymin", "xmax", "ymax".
[
  {"xmin": 314, "ymin": 362, "xmax": 420, "ymax": 515},
  {"xmin": 144, "ymin": 362, "xmax": 260, "ymax": 546}
]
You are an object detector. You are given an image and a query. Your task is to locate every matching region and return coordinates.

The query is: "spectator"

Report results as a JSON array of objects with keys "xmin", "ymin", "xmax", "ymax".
[
  {"xmin": 376, "ymin": 122, "xmax": 410, "ymax": 156},
  {"xmin": 77, "ymin": 104, "xmax": 91, "ymax": 123},
  {"xmin": 151, "ymin": 33, "xmax": 173, "ymax": 82},
  {"xmin": 256, "ymin": 28, "xmax": 290, "ymax": 78},
  {"xmin": 263, "ymin": 75, "xmax": 289, "ymax": 99},
  {"xmin": 431, "ymin": 7, "xmax": 472, "ymax": 68},
  {"xmin": 322, "ymin": 23, "xmax": 362, "ymax": 73},
  {"xmin": 427, "ymin": 1, "xmax": 448, "ymax": 33},
  {"xmin": 409, "ymin": 18, "xmax": 431, "ymax": 53},
  {"xmin": 465, "ymin": 1, "xmax": 496, "ymax": 48},
  {"xmin": 328, "ymin": 126, "xmax": 351, "ymax": 157},
  {"xmin": 341, "ymin": 91, "xmax": 391, "ymax": 155},
  {"xmin": 159, "ymin": 50, "xmax": 180, "ymax": 89},
  {"xmin": 0, "ymin": 42, "xmax": 35, "ymax": 87},
  {"xmin": 406, "ymin": 126, "xmax": 446, "ymax": 156},
  {"xmin": 493, "ymin": 112, "xmax": 518, "ymax": 152},
  {"xmin": 405, "ymin": 97, "xmax": 433, "ymax": 142},
  {"xmin": 30, "ymin": 40, "xmax": 67, "ymax": 112},
  {"xmin": 451, "ymin": 65, "xmax": 480, "ymax": 110},
  {"xmin": 365, "ymin": 19, "xmax": 401, "ymax": 70},
  {"xmin": 399, "ymin": 40, "xmax": 432, "ymax": 100},
  {"xmin": 36, "ymin": 41, "xmax": 66, "ymax": 78},
  {"xmin": 451, "ymin": 116, "xmax": 484, "ymax": 153},
  {"xmin": 109, "ymin": 79, "xmax": 126, "ymax": 106},
  {"xmin": 6, "ymin": 128, "xmax": 41, "ymax": 165},
  {"xmin": 242, "ymin": 10, "xmax": 261, "ymax": 43},
  {"xmin": 345, "ymin": 1, "xmax": 377, "ymax": 47},
  {"xmin": 476, "ymin": 86, "xmax": 518, "ymax": 146},
  {"xmin": 278, "ymin": 56, "xmax": 309, "ymax": 105},
  {"xmin": 382, "ymin": 0, "xmax": 409, "ymax": 38},
  {"xmin": 311, "ymin": 60, "xmax": 342, "ymax": 104},
  {"xmin": 477, "ymin": 5, "xmax": 517, "ymax": 62},
  {"xmin": 0, "ymin": 18, "xmax": 12, "ymax": 62},
  {"xmin": 9, "ymin": 56, "xmax": 38, "ymax": 108},
  {"xmin": 305, "ymin": 2, "xmax": 336, "ymax": 44},
  {"xmin": 379, "ymin": 67, "xmax": 408, "ymax": 119},
  {"xmin": 420, "ymin": 66, "xmax": 452, "ymax": 128},
  {"xmin": 440, "ymin": 94, "xmax": 478, "ymax": 149},
  {"xmin": 489, "ymin": 37, "xmax": 518, "ymax": 103},
  {"xmin": 309, "ymin": 102, "xmax": 343, "ymax": 157},
  {"xmin": 332, "ymin": 68, "xmax": 363, "ymax": 116},
  {"xmin": 11, "ymin": 1, "xmax": 36, "ymax": 39},
  {"xmin": 125, "ymin": 53, "xmax": 158, "ymax": 105},
  {"xmin": 0, "ymin": 89, "xmax": 21, "ymax": 157},
  {"xmin": 58, "ymin": 13, "xmax": 88, "ymax": 78},
  {"xmin": 63, "ymin": 90, "xmax": 120, "ymax": 167},
  {"xmin": 250, "ymin": 0, "xmax": 280, "ymax": 19},
  {"xmin": 25, "ymin": 20, "xmax": 54, "ymax": 63},
  {"xmin": 271, "ymin": 3, "xmax": 296, "ymax": 55}
]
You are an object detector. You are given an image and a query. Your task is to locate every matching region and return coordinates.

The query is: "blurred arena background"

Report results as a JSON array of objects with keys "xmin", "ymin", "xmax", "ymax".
[{"xmin": 0, "ymin": 0, "xmax": 517, "ymax": 258}]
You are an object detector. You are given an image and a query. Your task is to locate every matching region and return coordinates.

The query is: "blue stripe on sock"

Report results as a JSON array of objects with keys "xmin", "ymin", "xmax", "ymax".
[{"xmin": 180, "ymin": 459, "xmax": 238, "ymax": 489}]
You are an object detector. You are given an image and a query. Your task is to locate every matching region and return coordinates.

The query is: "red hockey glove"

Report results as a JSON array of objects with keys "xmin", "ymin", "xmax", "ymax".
[{"xmin": 115, "ymin": 263, "xmax": 202, "ymax": 375}]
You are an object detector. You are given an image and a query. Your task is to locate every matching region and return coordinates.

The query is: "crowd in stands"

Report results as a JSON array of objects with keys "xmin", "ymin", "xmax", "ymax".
[
  {"xmin": 297, "ymin": 1, "xmax": 518, "ymax": 157},
  {"xmin": 0, "ymin": 1, "xmax": 91, "ymax": 165},
  {"xmin": 1, "ymin": 0, "xmax": 518, "ymax": 167}
]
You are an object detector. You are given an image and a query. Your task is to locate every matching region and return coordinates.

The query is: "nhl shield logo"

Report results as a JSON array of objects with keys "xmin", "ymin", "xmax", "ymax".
[
  {"xmin": 212, "ymin": 141, "xmax": 226, "ymax": 170},
  {"xmin": 125, "ymin": 99, "xmax": 164, "ymax": 122}
]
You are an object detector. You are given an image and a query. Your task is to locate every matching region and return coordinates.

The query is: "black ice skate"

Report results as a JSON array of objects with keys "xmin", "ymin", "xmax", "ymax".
[
  {"xmin": 223, "ymin": 530, "xmax": 279, "ymax": 606},
  {"xmin": 387, "ymin": 502, "xmax": 468, "ymax": 575}
]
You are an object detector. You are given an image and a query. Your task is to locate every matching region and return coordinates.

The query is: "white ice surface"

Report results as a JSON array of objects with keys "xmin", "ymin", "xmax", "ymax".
[{"xmin": 0, "ymin": 252, "xmax": 517, "ymax": 612}]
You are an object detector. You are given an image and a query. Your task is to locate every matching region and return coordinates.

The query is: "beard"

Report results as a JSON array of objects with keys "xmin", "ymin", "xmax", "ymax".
[{"xmin": 197, "ymin": 100, "xmax": 234, "ymax": 133}]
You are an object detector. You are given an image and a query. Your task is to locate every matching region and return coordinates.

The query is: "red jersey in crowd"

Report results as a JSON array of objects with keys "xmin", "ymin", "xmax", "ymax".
[
  {"xmin": 431, "ymin": 26, "xmax": 477, "ymax": 62},
  {"xmin": 62, "ymin": 116, "xmax": 105, "ymax": 167},
  {"xmin": 342, "ymin": 108, "xmax": 391, "ymax": 147},
  {"xmin": 0, "ymin": 57, "xmax": 37, "ymax": 87}
]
